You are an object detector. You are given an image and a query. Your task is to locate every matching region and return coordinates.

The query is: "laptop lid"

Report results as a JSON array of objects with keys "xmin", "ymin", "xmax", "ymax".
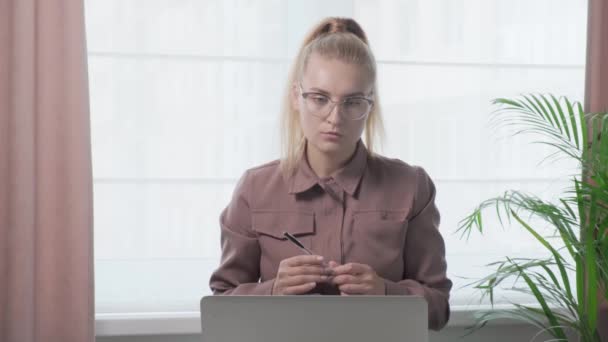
[{"xmin": 200, "ymin": 295, "xmax": 428, "ymax": 342}]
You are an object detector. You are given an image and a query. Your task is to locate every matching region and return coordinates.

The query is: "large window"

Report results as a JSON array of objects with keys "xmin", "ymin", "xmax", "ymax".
[{"xmin": 86, "ymin": 0, "xmax": 587, "ymax": 314}]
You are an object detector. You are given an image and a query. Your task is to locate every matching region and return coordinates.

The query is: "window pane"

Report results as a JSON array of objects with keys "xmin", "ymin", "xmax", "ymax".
[{"xmin": 87, "ymin": 0, "xmax": 587, "ymax": 313}]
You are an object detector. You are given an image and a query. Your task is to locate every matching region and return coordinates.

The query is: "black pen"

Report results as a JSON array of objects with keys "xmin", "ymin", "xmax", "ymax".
[
  {"xmin": 283, "ymin": 232, "xmax": 314, "ymax": 255},
  {"xmin": 283, "ymin": 232, "xmax": 331, "ymax": 270}
]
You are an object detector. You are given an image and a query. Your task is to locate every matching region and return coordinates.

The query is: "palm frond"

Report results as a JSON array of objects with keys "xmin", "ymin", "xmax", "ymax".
[
  {"xmin": 457, "ymin": 191, "xmax": 581, "ymax": 258},
  {"xmin": 510, "ymin": 210, "xmax": 575, "ymax": 303},
  {"xmin": 459, "ymin": 94, "xmax": 608, "ymax": 341},
  {"xmin": 491, "ymin": 95, "xmax": 586, "ymax": 164}
]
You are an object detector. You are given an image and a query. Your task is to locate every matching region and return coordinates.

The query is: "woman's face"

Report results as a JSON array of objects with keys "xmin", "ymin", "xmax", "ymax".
[{"xmin": 293, "ymin": 53, "xmax": 374, "ymax": 158}]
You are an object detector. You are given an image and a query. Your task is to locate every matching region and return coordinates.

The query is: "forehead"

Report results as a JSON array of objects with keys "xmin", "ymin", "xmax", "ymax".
[{"xmin": 301, "ymin": 53, "xmax": 373, "ymax": 95}]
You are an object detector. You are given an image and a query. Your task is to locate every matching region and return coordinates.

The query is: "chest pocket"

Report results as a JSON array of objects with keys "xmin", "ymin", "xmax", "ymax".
[
  {"xmin": 352, "ymin": 210, "xmax": 408, "ymax": 254},
  {"xmin": 252, "ymin": 211, "xmax": 316, "ymax": 259}
]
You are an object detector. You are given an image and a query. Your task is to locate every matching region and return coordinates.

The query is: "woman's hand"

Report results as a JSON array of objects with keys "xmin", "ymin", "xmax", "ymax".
[
  {"xmin": 329, "ymin": 261, "xmax": 386, "ymax": 295},
  {"xmin": 272, "ymin": 255, "xmax": 332, "ymax": 295}
]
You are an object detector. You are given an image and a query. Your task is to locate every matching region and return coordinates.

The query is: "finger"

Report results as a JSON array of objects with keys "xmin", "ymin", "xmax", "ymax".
[
  {"xmin": 332, "ymin": 263, "xmax": 356, "ymax": 275},
  {"xmin": 328, "ymin": 261, "xmax": 340, "ymax": 268},
  {"xmin": 282, "ymin": 282, "xmax": 317, "ymax": 295},
  {"xmin": 286, "ymin": 265, "xmax": 331, "ymax": 276},
  {"xmin": 332, "ymin": 263, "xmax": 368, "ymax": 275},
  {"xmin": 332, "ymin": 274, "xmax": 360, "ymax": 286},
  {"xmin": 282, "ymin": 274, "xmax": 328, "ymax": 287},
  {"xmin": 283, "ymin": 255, "xmax": 325, "ymax": 267},
  {"xmin": 338, "ymin": 284, "xmax": 370, "ymax": 294}
]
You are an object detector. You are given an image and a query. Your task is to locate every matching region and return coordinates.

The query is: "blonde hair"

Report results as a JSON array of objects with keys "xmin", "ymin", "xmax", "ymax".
[{"xmin": 279, "ymin": 17, "xmax": 385, "ymax": 178}]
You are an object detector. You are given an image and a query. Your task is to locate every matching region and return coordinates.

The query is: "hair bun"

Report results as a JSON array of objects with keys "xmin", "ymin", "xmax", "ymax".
[{"xmin": 308, "ymin": 17, "xmax": 369, "ymax": 45}]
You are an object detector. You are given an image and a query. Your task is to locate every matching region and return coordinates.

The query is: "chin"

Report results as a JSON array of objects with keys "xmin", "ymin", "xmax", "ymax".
[{"xmin": 311, "ymin": 138, "xmax": 349, "ymax": 156}]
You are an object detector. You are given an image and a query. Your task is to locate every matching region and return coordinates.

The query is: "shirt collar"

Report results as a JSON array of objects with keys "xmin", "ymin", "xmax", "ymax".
[{"xmin": 288, "ymin": 140, "xmax": 368, "ymax": 197}]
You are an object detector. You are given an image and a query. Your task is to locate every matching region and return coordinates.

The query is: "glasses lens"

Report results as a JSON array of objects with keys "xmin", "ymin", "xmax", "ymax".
[
  {"xmin": 303, "ymin": 93, "xmax": 371, "ymax": 120},
  {"xmin": 343, "ymin": 98, "xmax": 371, "ymax": 120},
  {"xmin": 304, "ymin": 94, "xmax": 330, "ymax": 114}
]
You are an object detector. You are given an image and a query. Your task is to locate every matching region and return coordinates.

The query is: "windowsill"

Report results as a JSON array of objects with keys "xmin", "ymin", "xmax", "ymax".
[{"xmin": 95, "ymin": 304, "xmax": 532, "ymax": 336}]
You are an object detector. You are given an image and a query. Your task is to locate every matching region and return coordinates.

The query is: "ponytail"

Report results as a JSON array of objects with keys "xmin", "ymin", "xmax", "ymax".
[{"xmin": 302, "ymin": 17, "xmax": 369, "ymax": 46}]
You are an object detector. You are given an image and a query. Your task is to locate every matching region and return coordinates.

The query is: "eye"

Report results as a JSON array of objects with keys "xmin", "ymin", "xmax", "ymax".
[
  {"xmin": 309, "ymin": 95, "xmax": 329, "ymax": 105},
  {"xmin": 345, "ymin": 98, "xmax": 365, "ymax": 107}
]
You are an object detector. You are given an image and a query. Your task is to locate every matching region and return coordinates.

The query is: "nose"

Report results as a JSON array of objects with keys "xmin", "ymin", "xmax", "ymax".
[{"xmin": 325, "ymin": 102, "xmax": 343, "ymax": 125}]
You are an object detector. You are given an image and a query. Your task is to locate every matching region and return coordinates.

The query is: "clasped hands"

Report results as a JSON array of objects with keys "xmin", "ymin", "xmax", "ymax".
[{"xmin": 272, "ymin": 255, "xmax": 386, "ymax": 296}]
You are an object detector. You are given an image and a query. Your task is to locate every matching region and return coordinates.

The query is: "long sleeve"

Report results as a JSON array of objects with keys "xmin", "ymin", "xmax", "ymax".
[
  {"xmin": 209, "ymin": 170, "xmax": 275, "ymax": 295},
  {"xmin": 384, "ymin": 167, "xmax": 452, "ymax": 331}
]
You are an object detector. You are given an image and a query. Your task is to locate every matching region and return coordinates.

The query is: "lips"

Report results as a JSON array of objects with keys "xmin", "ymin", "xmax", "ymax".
[{"xmin": 320, "ymin": 132, "xmax": 342, "ymax": 142}]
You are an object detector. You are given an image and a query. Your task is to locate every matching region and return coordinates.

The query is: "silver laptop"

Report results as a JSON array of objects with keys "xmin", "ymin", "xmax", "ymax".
[{"xmin": 200, "ymin": 295, "xmax": 428, "ymax": 342}]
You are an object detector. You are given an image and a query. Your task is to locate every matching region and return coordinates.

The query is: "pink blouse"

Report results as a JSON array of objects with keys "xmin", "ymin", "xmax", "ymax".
[{"xmin": 209, "ymin": 141, "xmax": 452, "ymax": 330}]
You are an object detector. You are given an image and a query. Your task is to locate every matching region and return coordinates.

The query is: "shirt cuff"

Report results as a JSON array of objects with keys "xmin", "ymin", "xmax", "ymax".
[{"xmin": 265, "ymin": 278, "xmax": 276, "ymax": 295}]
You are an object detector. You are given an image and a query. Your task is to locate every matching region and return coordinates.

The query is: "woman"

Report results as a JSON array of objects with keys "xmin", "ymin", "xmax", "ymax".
[{"xmin": 209, "ymin": 17, "xmax": 452, "ymax": 330}]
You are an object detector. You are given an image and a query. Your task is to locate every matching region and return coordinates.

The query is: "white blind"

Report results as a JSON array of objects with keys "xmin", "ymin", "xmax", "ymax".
[{"xmin": 86, "ymin": 0, "xmax": 588, "ymax": 314}]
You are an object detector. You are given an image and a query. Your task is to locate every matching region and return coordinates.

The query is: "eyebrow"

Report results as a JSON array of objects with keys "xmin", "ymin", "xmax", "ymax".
[{"xmin": 308, "ymin": 87, "xmax": 367, "ymax": 97}]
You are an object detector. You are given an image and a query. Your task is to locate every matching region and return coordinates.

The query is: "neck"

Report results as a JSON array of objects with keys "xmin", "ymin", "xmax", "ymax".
[{"xmin": 306, "ymin": 141, "xmax": 358, "ymax": 178}]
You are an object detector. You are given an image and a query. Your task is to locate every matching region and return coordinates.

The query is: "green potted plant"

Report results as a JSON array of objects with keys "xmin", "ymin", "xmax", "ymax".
[{"xmin": 457, "ymin": 94, "xmax": 608, "ymax": 342}]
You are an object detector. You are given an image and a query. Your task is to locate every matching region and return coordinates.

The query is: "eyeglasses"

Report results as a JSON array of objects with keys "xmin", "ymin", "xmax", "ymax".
[{"xmin": 298, "ymin": 83, "xmax": 374, "ymax": 121}]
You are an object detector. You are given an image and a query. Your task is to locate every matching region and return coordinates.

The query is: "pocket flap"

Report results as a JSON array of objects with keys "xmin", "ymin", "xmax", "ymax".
[{"xmin": 252, "ymin": 211, "xmax": 315, "ymax": 239}]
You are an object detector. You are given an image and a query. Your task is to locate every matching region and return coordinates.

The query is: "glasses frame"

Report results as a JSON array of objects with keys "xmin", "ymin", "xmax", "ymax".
[{"xmin": 298, "ymin": 83, "xmax": 374, "ymax": 121}]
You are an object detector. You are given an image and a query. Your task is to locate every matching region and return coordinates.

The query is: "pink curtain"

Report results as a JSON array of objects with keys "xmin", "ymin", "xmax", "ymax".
[
  {"xmin": 585, "ymin": 0, "xmax": 608, "ymax": 113},
  {"xmin": 0, "ymin": 1, "xmax": 95, "ymax": 342},
  {"xmin": 585, "ymin": 0, "xmax": 608, "ymax": 341}
]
